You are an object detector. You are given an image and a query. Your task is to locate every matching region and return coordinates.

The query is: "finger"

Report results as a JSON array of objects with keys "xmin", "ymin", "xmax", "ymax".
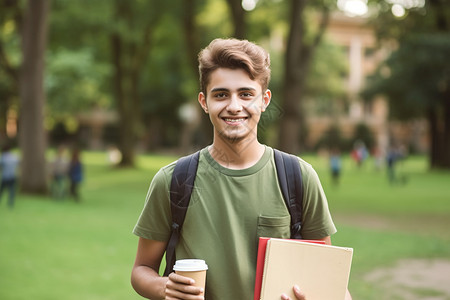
[
  {"xmin": 293, "ymin": 285, "xmax": 306, "ymax": 300},
  {"xmin": 165, "ymin": 288, "xmax": 204, "ymax": 300},
  {"xmin": 169, "ymin": 272, "xmax": 195, "ymax": 285},
  {"xmin": 166, "ymin": 273, "xmax": 204, "ymax": 298},
  {"xmin": 166, "ymin": 284, "xmax": 204, "ymax": 295}
]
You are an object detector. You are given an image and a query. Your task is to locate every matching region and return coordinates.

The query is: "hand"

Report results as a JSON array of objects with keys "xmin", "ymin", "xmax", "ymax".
[
  {"xmin": 281, "ymin": 285, "xmax": 306, "ymax": 300},
  {"xmin": 164, "ymin": 272, "xmax": 205, "ymax": 299}
]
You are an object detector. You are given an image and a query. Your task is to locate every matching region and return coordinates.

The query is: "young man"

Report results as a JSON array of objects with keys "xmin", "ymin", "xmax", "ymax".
[{"xmin": 131, "ymin": 38, "xmax": 351, "ymax": 300}]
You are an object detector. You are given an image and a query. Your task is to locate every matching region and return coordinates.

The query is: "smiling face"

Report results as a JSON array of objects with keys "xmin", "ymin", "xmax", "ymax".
[{"xmin": 198, "ymin": 68, "xmax": 271, "ymax": 144}]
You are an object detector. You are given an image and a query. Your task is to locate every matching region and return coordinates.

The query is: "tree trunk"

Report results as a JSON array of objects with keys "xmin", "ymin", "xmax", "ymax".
[
  {"xmin": 428, "ymin": 108, "xmax": 441, "ymax": 168},
  {"xmin": 278, "ymin": 0, "xmax": 308, "ymax": 153},
  {"xmin": 225, "ymin": 0, "xmax": 246, "ymax": 39},
  {"xmin": 19, "ymin": 0, "xmax": 50, "ymax": 194},
  {"xmin": 441, "ymin": 92, "xmax": 450, "ymax": 168},
  {"xmin": 110, "ymin": 0, "xmax": 155, "ymax": 167},
  {"xmin": 183, "ymin": 0, "xmax": 200, "ymax": 73},
  {"xmin": 111, "ymin": 32, "xmax": 136, "ymax": 167},
  {"xmin": 279, "ymin": 74, "xmax": 305, "ymax": 154},
  {"xmin": 278, "ymin": 0, "xmax": 329, "ymax": 153},
  {"xmin": 182, "ymin": 0, "xmax": 213, "ymax": 149}
]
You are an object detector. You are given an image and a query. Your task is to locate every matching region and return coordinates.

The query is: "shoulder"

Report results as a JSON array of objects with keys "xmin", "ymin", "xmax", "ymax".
[
  {"xmin": 154, "ymin": 161, "xmax": 176, "ymax": 185},
  {"xmin": 296, "ymin": 157, "xmax": 316, "ymax": 177},
  {"xmin": 296, "ymin": 156, "xmax": 323, "ymax": 187}
]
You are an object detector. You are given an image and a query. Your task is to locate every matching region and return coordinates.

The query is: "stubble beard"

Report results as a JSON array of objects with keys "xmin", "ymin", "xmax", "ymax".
[{"xmin": 216, "ymin": 121, "xmax": 259, "ymax": 153}]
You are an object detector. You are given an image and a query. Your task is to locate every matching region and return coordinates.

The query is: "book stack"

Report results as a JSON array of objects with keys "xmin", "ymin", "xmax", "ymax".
[{"xmin": 254, "ymin": 238, "xmax": 353, "ymax": 300}]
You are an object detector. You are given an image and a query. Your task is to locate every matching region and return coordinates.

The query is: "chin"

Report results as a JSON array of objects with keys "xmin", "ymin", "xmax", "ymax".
[{"xmin": 219, "ymin": 130, "xmax": 257, "ymax": 144}]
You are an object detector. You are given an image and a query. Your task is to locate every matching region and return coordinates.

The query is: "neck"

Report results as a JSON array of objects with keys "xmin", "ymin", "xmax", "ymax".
[{"xmin": 209, "ymin": 135, "xmax": 265, "ymax": 169}]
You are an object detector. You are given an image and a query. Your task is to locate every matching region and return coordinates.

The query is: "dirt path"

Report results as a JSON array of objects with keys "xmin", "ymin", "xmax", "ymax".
[
  {"xmin": 333, "ymin": 213, "xmax": 450, "ymax": 299},
  {"xmin": 364, "ymin": 258, "xmax": 450, "ymax": 300},
  {"xmin": 333, "ymin": 213, "xmax": 450, "ymax": 239}
]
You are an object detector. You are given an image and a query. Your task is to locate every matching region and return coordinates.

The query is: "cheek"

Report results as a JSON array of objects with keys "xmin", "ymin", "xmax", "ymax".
[
  {"xmin": 247, "ymin": 101, "xmax": 264, "ymax": 114},
  {"xmin": 207, "ymin": 102, "xmax": 227, "ymax": 118}
]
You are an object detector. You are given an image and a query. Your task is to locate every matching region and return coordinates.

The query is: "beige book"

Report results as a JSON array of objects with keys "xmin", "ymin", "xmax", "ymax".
[{"xmin": 260, "ymin": 238, "xmax": 353, "ymax": 300}]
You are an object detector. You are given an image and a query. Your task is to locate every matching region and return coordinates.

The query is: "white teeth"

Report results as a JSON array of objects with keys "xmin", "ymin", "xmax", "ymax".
[{"xmin": 224, "ymin": 118, "xmax": 245, "ymax": 123}]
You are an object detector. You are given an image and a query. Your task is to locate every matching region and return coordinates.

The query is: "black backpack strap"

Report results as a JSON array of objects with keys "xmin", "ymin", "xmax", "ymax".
[
  {"xmin": 163, "ymin": 151, "xmax": 200, "ymax": 276},
  {"xmin": 273, "ymin": 149, "xmax": 303, "ymax": 239}
]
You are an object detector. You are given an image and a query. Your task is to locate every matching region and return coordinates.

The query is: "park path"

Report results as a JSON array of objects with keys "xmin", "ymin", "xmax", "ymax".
[
  {"xmin": 334, "ymin": 213, "xmax": 450, "ymax": 300},
  {"xmin": 365, "ymin": 259, "xmax": 450, "ymax": 300}
]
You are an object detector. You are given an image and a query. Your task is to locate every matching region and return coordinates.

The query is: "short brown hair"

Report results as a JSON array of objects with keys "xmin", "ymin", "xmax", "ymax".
[{"xmin": 198, "ymin": 38, "xmax": 271, "ymax": 95}]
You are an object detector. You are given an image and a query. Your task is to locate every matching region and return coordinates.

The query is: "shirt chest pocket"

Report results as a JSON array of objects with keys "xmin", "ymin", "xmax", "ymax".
[{"xmin": 257, "ymin": 215, "xmax": 291, "ymax": 240}]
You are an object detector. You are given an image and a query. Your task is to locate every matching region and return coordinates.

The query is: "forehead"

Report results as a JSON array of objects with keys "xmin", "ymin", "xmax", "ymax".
[{"xmin": 207, "ymin": 68, "xmax": 262, "ymax": 92}]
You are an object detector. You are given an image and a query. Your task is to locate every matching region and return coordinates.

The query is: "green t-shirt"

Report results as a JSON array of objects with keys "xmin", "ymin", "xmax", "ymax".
[{"xmin": 133, "ymin": 146, "xmax": 336, "ymax": 299}]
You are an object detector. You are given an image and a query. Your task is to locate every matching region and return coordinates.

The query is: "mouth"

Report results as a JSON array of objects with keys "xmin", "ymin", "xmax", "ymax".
[{"xmin": 222, "ymin": 117, "xmax": 248, "ymax": 125}]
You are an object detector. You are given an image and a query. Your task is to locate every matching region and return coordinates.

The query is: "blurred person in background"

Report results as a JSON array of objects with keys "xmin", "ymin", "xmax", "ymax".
[
  {"xmin": 0, "ymin": 144, "xmax": 20, "ymax": 208},
  {"xmin": 68, "ymin": 148, "xmax": 83, "ymax": 202},
  {"xmin": 330, "ymin": 147, "xmax": 342, "ymax": 186},
  {"xmin": 50, "ymin": 145, "xmax": 69, "ymax": 199},
  {"xmin": 386, "ymin": 144, "xmax": 408, "ymax": 185}
]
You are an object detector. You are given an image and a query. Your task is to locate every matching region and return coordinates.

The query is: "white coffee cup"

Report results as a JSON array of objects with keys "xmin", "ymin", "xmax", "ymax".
[{"xmin": 173, "ymin": 259, "xmax": 208, "ymax": 291}]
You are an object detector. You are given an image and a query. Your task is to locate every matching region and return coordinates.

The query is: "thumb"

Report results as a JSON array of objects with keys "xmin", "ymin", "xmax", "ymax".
[{"xmin": 293, "ymin": 285, "xmax": 306, "ymax": 300}]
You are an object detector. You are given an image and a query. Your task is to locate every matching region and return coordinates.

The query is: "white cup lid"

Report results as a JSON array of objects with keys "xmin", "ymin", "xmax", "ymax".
[{"xmin": 173, "ymin": 259, "xmax": 208, "ymax": 271}]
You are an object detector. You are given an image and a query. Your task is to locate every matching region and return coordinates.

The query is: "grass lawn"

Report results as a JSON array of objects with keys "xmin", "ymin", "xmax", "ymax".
[{"xmin": 1, "ymin": 151, "xmax": 449, "ymax": 299}]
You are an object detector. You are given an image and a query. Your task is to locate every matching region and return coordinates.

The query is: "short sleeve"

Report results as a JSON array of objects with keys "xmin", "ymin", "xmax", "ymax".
[
  {"xmin": 132, "ymin": 165, "xmax": 174, "ymax": 241},
  {"xmin": 298, "ymin": 160, "xmax": 337, "ymax": 239}
]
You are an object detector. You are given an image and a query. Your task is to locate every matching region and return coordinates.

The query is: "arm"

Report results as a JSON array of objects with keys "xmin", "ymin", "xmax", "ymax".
[
  {"xmin": 131, "ymin": 237, "xmax": 204, "ymax": 299},
  {"xmin": 281, "ymin": 236, "xmax": 352, "ymax": 300},
  {"xmin": 131, "ymin": 238, "xmax": 168, "ymax": 299}
]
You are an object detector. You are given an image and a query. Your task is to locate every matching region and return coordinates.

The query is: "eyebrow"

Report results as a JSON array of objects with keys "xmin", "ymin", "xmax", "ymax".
[{"xmin": 210, "ymin": 87, "xmax": 257, "ymax": 93}]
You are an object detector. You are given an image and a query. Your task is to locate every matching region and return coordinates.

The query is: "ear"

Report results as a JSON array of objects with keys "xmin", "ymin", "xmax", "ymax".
[
  {"xmin": 261, "ymin": 89, "xmax": 272, "ymax": 112},
  {"xmin": 198, "ymin": 92, "xmax": 208, "ymax": 113}
]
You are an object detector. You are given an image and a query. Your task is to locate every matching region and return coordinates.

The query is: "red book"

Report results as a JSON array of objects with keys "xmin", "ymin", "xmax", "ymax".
[{"xmin": 254, "ymin": 238, "xmax": 326, "ymax": 300}]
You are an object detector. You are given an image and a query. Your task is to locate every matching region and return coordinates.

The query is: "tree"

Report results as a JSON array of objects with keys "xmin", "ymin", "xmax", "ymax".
[
  {"xmin": 363, "ymin": 35, "xmax": 450, "ymax": 168},
  {"xmin": 110, "ymin": 0, "xmax": 163, "ymax": 166},
  {"xmin": 19, "ymin": 0, "xmax": 50, "ymax": 193},
  {"xmin": 278, "ymin": 0, "xmax": 333, "ymax": 153},
  {"xmin": 363, "ymin": 0, "xmax": 450, "ymax": 169}
]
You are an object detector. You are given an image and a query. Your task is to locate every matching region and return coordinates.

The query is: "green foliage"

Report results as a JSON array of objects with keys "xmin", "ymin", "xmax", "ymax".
[
  {"xmin": 197, "ymin": 0, "xmax": 233, "ymax": 41},
  {"xmin": 46, "ymin": 0, "xmax": 114, "ymax": 124},
  {"xmin": 306, "ymin": 39, "xmax": 348, "ymax": 117},
  {"xmin": 363, "ymin": 33, "xmax": 450, "ymax": 120},
  {"xmin": 363, "ymin": 0, "xmax": 450, "ymax": 120},
  {"xmin": 247, "ymin": 0, "xmax": 288, "ymax": 41},
  {"xmin": 307, "ymin": 40, "xmax": 348, "ymax": 99},
  {"xmin": 367, "ymin": 0, "xmax": 449, "ymax": 41},
  {"xmin": 1, "ymin": 0, "xmax": 370, "ymax": 151},
  {"xmin": 49, "ymin": 0, "xmax": 112, "ymax": 48},
  {"xmin": 45, "ymin": 48, "xmax": 112, "ymax": 116}
]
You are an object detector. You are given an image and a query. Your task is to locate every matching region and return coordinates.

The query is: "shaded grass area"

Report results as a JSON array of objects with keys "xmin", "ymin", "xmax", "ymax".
[{"xmin": 0, "ymin": 152, "xmax": 449, "ymax": 299}]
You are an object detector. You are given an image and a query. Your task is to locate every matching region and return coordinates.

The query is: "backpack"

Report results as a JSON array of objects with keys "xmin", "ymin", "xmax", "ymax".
[{"xmin": 163, "ymin": 149, "xmax": 303, "ymax": 276}]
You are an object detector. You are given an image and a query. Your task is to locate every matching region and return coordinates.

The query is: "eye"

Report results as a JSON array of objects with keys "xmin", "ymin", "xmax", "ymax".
[
  {"xmin": 240, "ymin": 91, "xmax": 255, "ymax": 99},
  {"xmin": 213, "ymin": 92, "xmax": 228, "ymax": 99}
]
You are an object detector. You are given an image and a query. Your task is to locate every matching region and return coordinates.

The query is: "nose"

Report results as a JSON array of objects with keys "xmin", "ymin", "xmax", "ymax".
[{"xmin": 226, "ymin": 94, "xmax": 242, "ymax": 113}]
